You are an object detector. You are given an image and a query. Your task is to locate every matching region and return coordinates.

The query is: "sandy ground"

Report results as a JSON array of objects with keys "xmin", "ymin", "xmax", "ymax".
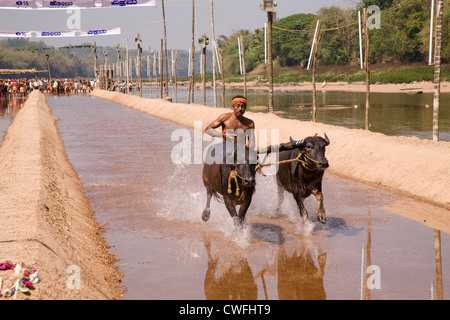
[
  {"xmin": 1, "ymin": 83, "xmax": 449, "ymax": 300},
  {"xmin": 185, "ymin": 80, "xmax": 450, "ymax": 94},
  {"xmin": 0, "ymin": 90, "xmax": 123, "ymax": 300}
]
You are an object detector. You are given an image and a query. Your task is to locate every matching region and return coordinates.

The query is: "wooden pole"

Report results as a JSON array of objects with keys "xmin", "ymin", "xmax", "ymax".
[
  {"xmin": 433, "ymin": 0, "xmax": 444, "ymax": 142},
  {"xmin": 162, "ymin": 0, "xmax": 169, "ymax": 98},
  {"xmin": 174, "ymin": 50, "xmax": 178, "ymax": 103},
  {"xmin": 267, "ymin": 11, "xmax": 274, "ymax": 113},
  {"xmin": 240, "ymin": 35, "xmax": 247, "ymax": 97},
  {"xmin": 429, "ymin": 0, "xmax": 435, "ymax": 65},
  {"xmin": 188, "ymin": 0, "xmax": 195, "ymax": 104},
  {"xmin": 311, "ymin": 21, "xmax": 322, "ymax": 122},
  {"xmin": 363, "ymin": 8, "xmax": 370, "ymax": 131},
  {"xmin": 160, "ymin": 39, "xmax": 164, "ymax": 98},
  {"xmin": 148, "ymin": 47, "xmax": 152, "ymax": 98},
  {"xmin": 202, "ymin": 34, "xmax": 207, "ymax": 106},
  {"xmin": 218, "ymin": 48, "xmax": 225, "ymax": 108},
  {"xmin": 210, "ymin": 0, "xmax": 217, "ymax": 107},
  {"xmin": 126, "ymin": 39, "xmax": 129, "ymax": 94}
]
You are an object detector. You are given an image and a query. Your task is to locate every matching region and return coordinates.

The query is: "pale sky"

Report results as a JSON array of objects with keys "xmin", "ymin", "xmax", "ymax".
[{"xmin": 0, "ymin": 0, "xmax": 354, "ymax": 50}]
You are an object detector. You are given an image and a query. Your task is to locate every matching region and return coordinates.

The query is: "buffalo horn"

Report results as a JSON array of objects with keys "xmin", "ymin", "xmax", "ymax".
[{"xmin": 324, "ymin": 133, "xmax": 330, "ymax": 146}]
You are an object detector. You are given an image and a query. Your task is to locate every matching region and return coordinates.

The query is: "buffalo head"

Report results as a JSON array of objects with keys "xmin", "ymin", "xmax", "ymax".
[
  {"xmin": 289, "ymin": 134, "xmax": 330, "ymax": 171},
  {"xmin": 226, "ymin": 146, "xmax": 258, "ymax": 188}
]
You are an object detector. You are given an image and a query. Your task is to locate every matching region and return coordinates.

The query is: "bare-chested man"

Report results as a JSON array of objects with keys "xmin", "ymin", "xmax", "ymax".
[{"xmin": 204, "ymin": 95, "xmax": 255, "ymax": 149}]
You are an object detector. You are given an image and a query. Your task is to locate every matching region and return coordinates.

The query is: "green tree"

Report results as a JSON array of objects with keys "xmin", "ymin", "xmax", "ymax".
[{"xmin": 272, "ymin": 13, "xmax": 316, "ymax": 67}]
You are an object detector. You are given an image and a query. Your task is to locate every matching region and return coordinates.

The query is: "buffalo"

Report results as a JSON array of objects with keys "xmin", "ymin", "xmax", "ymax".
[
  {"xmin": 275, "ymin": 134, "xmax": 330, "ymax": 224},
  {"xmin": 202, "ymin": 141, "xmax": 258, "ymax": 226}
]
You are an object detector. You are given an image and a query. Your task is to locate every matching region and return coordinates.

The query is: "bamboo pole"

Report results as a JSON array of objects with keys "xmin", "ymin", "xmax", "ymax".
[
  {"xmin": 311, "ymin": 21, "xmax": 322, "ymax": 122},
  {"xmin": 162, "ymin": 0, "xmax": 169, "ymax": 98},
  {"xmin": 429, "ymin": 0, "xmax": 435, "ymax": 65},
  {"xmin": 160, "ymin": 39, "xmax": 164, "ymax": 98},
  {"xmin": 210, "ymin": 0, "xmax": 217, "ymax": 107},
  {"xmin": 433, "ymin": 0, "xmax": 444, "ymax": 142},
  {"xmin": 148, "ymin": 47, "xmax": 152, "ymax": 98},
  {"xmin": 240, "ymin": 35, "xmax": 247, "ymax": 97},
  {"xmin": 202, "ymin": 34, "xmax": 207, "ymax": 106},
  {"xmin": 218, "ymin": 48, "xmax": 225, "ymax": 108},
  {"xmin": 363, "ymin": 8, "xmax": 370, "ymax": 131},
  {"xmin": 188, "ymin": 0, "xmax": 195, "ymax": 104},
  {"xmin": 174, "ymin": 50, "xmax": 178, "ymax": 103},
  {"xmin": 267, "ymin": 11, "xmax": 274, "ymax": 113}
]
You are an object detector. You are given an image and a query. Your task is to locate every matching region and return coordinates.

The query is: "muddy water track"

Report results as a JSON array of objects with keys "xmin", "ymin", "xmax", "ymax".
[{"xmin": 48, "ymin": 94, "xmax": 450, "ymax": 300}]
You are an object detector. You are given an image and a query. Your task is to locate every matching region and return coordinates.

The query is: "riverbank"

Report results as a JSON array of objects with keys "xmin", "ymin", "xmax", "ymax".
[
  {"xmin": 197, "ymin": 80, "xmax": 450, "ymax": 94},
  {"xmin": 0, "ymin": 90, "xmax": 123, "ymax": 300},
  {"xmin": 91, "ymin": 89, "xmax": 450, "ymax": 212}
]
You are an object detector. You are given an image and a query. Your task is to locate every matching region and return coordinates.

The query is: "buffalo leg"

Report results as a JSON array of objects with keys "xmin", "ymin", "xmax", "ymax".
[
  {"xmin": 312, "ymin": 188, "xmax": 326, "ymax": 224},
  {"xmin": 275, "ymin": 180, "xmax": 284, "ymax": 215},
  {"xmin": 236, "ymin": 193, "xmax": 253, "ymax": 226},
  {"xmin": 202, "ymin": 189, "xmax": 213, "ymax": 222},
  {"xmin": 294, "ymin": 193, "xmax": 308, "ymax": 222},
  {"xmin": 223, "ymin": 198, "xmax": 240, "ymax": 226}
]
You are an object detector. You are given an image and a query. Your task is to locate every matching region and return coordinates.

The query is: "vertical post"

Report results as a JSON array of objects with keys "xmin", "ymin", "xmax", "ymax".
[
  {"xmin": 433, "ymin": 0, "xmax": 443, "ymax": 142},
  {"xmin": 138, "ymin": 48, "xmax": 142, "ymax": 97},
  {"xmin": 202, "ymin": 34, "xmax": 207, "ymax": 106},
  {"xmin": 218, "ymin": 48, "xmax": 225, "ymax": 108},
  {"xmin": 311, "ymin": 22, "xmax": 322, "ymax": 123},
  {"xmin": 188, "ymin": 0, "xmax": 195, "ymax": 104},
  {"xmin": 162, "ymin": 0, "xmax": 169, "ymax": 98},
  {"xmin": 363, "ymin": 8, "xmax": 370, "ymax": 131},
  {"xmin": 267, "ymin": 11, "xmax": 274, "ymax": 113},
  {"xmin": 148, "ymin": 47, "xmax": 152, "ymax": 98},
  {"xmin": 174, "ymin": 50, "xmax": 178, "ymax": 103},
  {"xmin": 160, "ymin": 39, "xmax": 164, "ymax": 99},
  {"xmin": 210, "ymin": 0, "xmax": 217, "ymax": 107},
  {"xmin": 116, "ymin": 44, "xmax": 121, "ymax": 87},
  {"xmin": 93, "ymin": 41, "xmax": 99, "ymax": 80},
  {"xmin": 240, "ymin": 35, "xmax": 247, "ymax": 97},
  {"xmin": 126, "ymin": 39, "xmax": 129, "ymax": 94},
  {"xmin": 358, "ymin": 11, "xmax": 364, "ymax": 69},
  {"xmin": 429, "ymin": 0, "xmax": 435, "ymax": 65}
]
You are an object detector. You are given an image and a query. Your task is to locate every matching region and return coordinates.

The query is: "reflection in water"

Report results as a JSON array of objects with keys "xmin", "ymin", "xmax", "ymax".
[
  {"xmin": 203, "ymin": 238, "xmax": 257, "ymax": 300},
  {"xmin": 434, "ymin": 229, "xmax": 444, "ymax": 300},
  {"xmin": 0, "ymin": 96, "xmax": 26, "ymax": 142},
  {"xmin": 202, "ymin": 227, "xmax": 328, "ymax": 300},
  {"xmin": 277, "ymin": 241, "xmax": 327, "ymax": 300}
]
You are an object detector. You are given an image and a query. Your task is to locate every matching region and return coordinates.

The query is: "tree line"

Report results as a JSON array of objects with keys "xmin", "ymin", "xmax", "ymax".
[{"xmin": 0, "ymin": 0, "xmax": 448, "ymax": 79}]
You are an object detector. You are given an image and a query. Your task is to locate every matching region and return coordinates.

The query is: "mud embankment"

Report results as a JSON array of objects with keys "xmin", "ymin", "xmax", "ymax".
[
  {"xmin": 91, "ymin": 89, "xmax": 450, "ymax": 211},
  {"xmin": 0, "ymin": 90, "xmax": 122, "ymax": 300}
]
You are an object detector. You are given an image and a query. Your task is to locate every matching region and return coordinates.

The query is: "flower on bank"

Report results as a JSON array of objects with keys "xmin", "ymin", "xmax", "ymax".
[{"xmin": 0, "ymin": 261, "xmax": 39, "ymax": 298}]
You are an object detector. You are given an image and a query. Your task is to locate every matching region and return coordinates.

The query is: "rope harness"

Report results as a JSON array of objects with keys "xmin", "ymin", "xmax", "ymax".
[
  {"xmin": 256, "ymin": 152, "xmax": 320, "ymax": 176},
  {"xmin": 228, "ymin": 152, "xmax": 321, "ymax": 196}
]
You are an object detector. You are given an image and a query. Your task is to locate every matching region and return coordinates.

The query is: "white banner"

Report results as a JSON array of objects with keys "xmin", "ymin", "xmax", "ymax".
[
  {"xmin": 0, "ymin": 27, "xmax": 121, "ymax": 37},
  {"xmin": 0, "ymin": 0, "xmax": 155, "ymax": 9}
]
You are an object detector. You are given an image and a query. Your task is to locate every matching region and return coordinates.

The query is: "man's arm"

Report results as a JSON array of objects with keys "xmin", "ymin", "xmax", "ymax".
[{"xmin": 204, "ymin": 113, "xmax": 236, "ymax": 140}]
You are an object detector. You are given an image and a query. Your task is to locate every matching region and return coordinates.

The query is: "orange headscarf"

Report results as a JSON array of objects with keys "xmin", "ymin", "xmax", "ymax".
[{"xmin": 232, "ymin": 97, "xmax": 247, "ymax": 106}]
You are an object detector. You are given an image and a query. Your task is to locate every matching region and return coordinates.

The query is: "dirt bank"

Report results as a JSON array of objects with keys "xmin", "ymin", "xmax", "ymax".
[
  {"xmin": 0, "ymin": 90, "xmax": 123, "ymax": 300},
  {"xmin": 91, "ymin": 89, "xmax": 450, "ymax": 211},
  {"xmin": 179, "ymin": 80, "xmax": 450, "ymax": 94}
]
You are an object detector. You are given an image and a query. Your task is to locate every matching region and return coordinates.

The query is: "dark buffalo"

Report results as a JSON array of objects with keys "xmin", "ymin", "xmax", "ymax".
[
  {"xmin": 275, "ymin": 134, "xmax": 330, "ymax": 224},
  {"xmin": 202, "ymin": 141, "xmax": 258, "ymax": 226}
]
